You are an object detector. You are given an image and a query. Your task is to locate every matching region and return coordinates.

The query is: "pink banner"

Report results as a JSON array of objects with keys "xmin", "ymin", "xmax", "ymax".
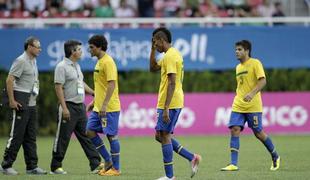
[{"xmin": 86, "ymin": 92, "xmax": 310, "ymax": 136}]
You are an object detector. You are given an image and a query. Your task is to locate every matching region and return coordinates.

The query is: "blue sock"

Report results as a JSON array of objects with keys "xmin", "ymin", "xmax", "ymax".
[
  {"xmin": 263, "ymin": 137, "xmax": 278, "ymax": 159},
  {"xmin": 110, "ymin": 139, "xmax": 120, "ymax": 170},
  {"xmin": 230, "ymin": 136, "xmax": 239, "ymax": 166},
  {"xmin": 162, "ymin": 144, "xmax": 173, "ymax": 178},
  {"xmin": 91, "ymin": 135, "xmax": 111, "ymax": 162},
  {"xmin": 172, "ymin": 138, "xmax": 194, "ymax": 161}
]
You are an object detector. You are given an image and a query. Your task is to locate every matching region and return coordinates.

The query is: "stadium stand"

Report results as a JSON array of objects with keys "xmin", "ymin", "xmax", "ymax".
[{"xmin": 0, "ymin": 0, "xmax": 308, "ymax": 19}]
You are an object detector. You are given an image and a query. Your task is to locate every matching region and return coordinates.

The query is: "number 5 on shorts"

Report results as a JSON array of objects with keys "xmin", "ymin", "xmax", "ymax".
[
  {"xmin": 253, "ymin": 116, "xmax": 258, "ymax": 126},
  {"xmin": 101, "ymin": 117, "xmax": 107, "ymax": 127}
]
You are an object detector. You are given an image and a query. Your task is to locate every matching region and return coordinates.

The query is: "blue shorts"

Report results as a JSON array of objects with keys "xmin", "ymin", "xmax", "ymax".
[
  {"xmin": 229, "ymin": 111, "xmax": 263, "ymax": 133},
  {"xmin": 87, "ymin": 111, "xmax": 120, "ymax": 136},
  {"xmin": 155, "ymin": 108, "xmax": 182, "ymax": 133}
]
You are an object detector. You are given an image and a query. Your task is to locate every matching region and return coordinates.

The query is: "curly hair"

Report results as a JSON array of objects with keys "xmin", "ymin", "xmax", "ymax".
[
  {"xmin": 152, "ymin": 27, "xmax": 172, "ymax": 43},
  {"xmin": 88, "ymin": 35, "xmax": 108, "ymax": 51}
]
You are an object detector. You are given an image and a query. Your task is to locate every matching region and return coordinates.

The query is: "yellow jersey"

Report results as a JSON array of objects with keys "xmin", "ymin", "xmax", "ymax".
[
  {"xmin": 232, "ymin": 58, "xmax": 266, "ymax": 112},
  {"xmin": 157, "ymin": 47, "xmax": 184, "ymax": 109},
  {"xmin": 93, "ymin": 53, "xmax": 120, "ymax": 112}
]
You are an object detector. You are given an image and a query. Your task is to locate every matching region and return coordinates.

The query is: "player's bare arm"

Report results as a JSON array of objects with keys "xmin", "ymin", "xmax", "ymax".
[
  {"xmin": 244, "ymin": 77, "xmax": 266, "ymax": 102},
  {"xmin": 83, "ymin": 82, "xmax": 93, "ymax": 118},
  {"xmin": 163, "ymin": 73, "xmax": 176, "ymax": 123},
  {"xmin": 100, "ymin": 80, "xmax": 115, "ymax": 117},
  {"xmin": 84, "ymin": 82, "xmax": 94, "ymax": 95},
  {"xmin": 86, "ymin": 100, "xmax": 94, "ymax": 112}
]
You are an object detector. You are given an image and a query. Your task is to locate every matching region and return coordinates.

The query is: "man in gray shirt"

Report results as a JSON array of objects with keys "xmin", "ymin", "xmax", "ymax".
[
  {"xmin": 50, "ymin": 40, "xmax": 102, "ymax": 174},
  {"xmin": 0, "ymin": 37, "xmax": 47, "ymax": 175}
]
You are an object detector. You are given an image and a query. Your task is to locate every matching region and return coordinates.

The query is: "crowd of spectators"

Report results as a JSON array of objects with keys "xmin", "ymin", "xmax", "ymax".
[{"xmin": 0, "ymin": 0, "xmax": 288, "ymax": 19}]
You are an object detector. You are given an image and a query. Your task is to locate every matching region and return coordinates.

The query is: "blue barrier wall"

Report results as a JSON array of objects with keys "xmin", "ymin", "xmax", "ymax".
[{"xmin": 0, "ymin": 26, "xmax": 309, "ymax": 71}]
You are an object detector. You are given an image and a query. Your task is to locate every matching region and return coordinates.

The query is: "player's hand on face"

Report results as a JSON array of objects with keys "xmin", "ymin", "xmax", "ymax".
[
  {"xmin": 163, "ymin": 108, "xmax": 170, "ymax": 124},
  {"xmin": 63, "ymin": 108, "xmax": 70, "ymax": 121},
  {"xmin": 152, "ymin": 37, "xmax": 156, "ymax": 50},
  {"xmin": 99, "ymin": 105, "xmax": 107, "ymax": 118}
]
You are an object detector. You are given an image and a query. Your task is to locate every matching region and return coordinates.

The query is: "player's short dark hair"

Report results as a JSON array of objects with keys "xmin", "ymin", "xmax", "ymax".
[
  {"xmin": 24, "ymin": 36, "xmax": 39, "ymax": 50},
  {"xmin": 88, "ymin": 35, "xmax": 108, "ymax": 51},
  {"xmin": 152, "ymin": 27, "xmax": 172, "ymax": 43},
  {"xmin": 235, "ymin": 40, "xmax": 252, "ymax": 57},
  {"xmin": 64, "ymin": 40, "xmax": 82, "ymax": 58},
  {"xmin": 153, "ymin": 31, "xmax": 170, "ymax": 43}
]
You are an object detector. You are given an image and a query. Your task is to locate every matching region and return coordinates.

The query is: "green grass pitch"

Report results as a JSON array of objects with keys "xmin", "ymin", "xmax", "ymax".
[{"xmin": 0, "ymin": 135, "xmax": 309, "ymax": 180}]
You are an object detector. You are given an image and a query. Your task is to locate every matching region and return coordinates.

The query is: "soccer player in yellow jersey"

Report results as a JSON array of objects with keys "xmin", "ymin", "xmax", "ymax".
[
  {"xmin": 221, "ymin": 40, "xmax": 280, "ymax": 171},
  {"xmin": 150, "ymin": 27, "xmax": 201, "ymax": 180},
  {"xmin": 85, "ymin": 35, "xmax": 121, "ymax": 176}
]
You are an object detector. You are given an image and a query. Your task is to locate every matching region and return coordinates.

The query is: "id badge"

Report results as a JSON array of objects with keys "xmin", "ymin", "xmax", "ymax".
[
  {"xmin": 32, "ymin": 82, "xmax": 39, "ymax": 95},
  {"xmin": 77, "ymin": 81, "xmax": 84, "ymax": 95}
]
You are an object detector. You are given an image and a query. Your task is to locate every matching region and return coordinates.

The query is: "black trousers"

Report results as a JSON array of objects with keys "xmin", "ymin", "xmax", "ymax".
[
  {"xmin": 1, "ymin": 106, "xmax": 39, "ymax": 170},
  {"xmin": 50, "ymin": 102, "xmax": 101, "ymax": 171}
]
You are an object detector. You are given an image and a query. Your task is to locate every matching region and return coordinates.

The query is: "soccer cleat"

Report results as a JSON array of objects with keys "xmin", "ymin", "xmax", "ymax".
[
  {"xmin": 190, "ymin": 154, "xmax": 202, "ymax": 178},
  {"xmin": 50, "ymin": 167, "xmax": 67, "ymax": 174},
  {"xmin": 155, "ymin": 176, "xmax": 176, "ymax": 180},
  {"xmin": 91, "ymin": 162, "xmax": 105, "ymax": 174},
  {"xmin": 221, "ymin": 164, "xmax": 239, "ymax": 171},
  {"xmin": 270, "ymin": 156, "xmax": 280, "ymax": 171},
  {"xmin": 0, "ymin": 165, "xmax": 3, "ymax": 172},
  {"xmin": 26, "ymin": 167, "xmax": 47, "ymax": 175},
  {"xmin": 104, "ymin": 161, "xmax": 113, "ymax": 172},
  {"xmin": 3, "ymin": 167, "xmax": 18, "ymax": 175},
  {"xmin": 98, "ymin": 168, "xmax": 121, "ymax": 176}
]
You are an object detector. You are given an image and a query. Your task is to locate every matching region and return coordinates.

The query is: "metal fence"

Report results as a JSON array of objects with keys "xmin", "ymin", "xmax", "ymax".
[{"xmin": 0, "ymin": 17, "xmax": 310, "ymax": 29}]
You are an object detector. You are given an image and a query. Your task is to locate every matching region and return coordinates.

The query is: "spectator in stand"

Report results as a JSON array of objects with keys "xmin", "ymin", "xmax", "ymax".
[
  {"xmin": 84, "ymin": 0, "xmax": 99, "ymax": 11},
  {"xmin": 83, "ymin": 0, "xmax": 100, "ymax": 17},
  {"xmin": 248, "ymin": 6, "xmax": 265, "ymax": 26},
  {"xmin": 225, "ymin": 0, "xmax": 246, "ymax": 8},
  {"xmin": 306, "ymin": 0, "xmax": 310, "ymax": 14},
  {"xmin": 110, "ymin": 0, "xmax": 137, "ymax": 10},
  {"xmin": 249, "ymin": 6, "xmax": 261, "ymax": 18},
  {"xmin": 0, "ymin": 0, "xmax": 8, "ymax": 11},
  {"xmin": 233, "ymin": 7, "xmax": 248, "ymax": 17},
  {"xmin": 187, "ymin": 0, "xmax": 199, "ymax": 9},
  {"xmin": 272, "ymin": 2, "xmax": 285, "ymax": 17},
  {"xmin": 63, "ymin": 0, "xmax": 86, "ymax": 26},
  {"xmin": 7, "ymin": 0, "xmax": 21, "ymax": 10},
  {"xmin": 93, "ymin": 0, "xmax": 114, "ymax": 17},
  {"xmin": 192, "ymin": 7, "xmax": 202, "ymax": 17},
  {"xmin": 43, "ymin": 0, "xmax": 62, "ymax": 18},
  {"xmin": 212, "ymin": 0, "xmax": 225, "ymax": 8},
  {"xmin": 5, "ymin": 0, "xmax": 22, "ymax": 18},
  {"xmin": 257, "ymin": 0, "xmax": 275, "ymax": 17},
  {"xmin": 199, "ymin": 0, "xmax": 219, "ymax": 17},
  {"xmin": 63, "ymin": 0, "xmax": 84, "ymax": 12},
  {"xmin": 23, "ymin": 0, "xmax": 46, "ymax": 12},
  {"xmin": 155, "ymin": 0, "xmax": 182, "ymax": 17},
  {"xmin": 246, "ymin": 0, "xmax": 263, "ymax": 9},
  {"xmin": 224, "ymin": 0, "xmax": 248, "ymax": 17},
  {"xmin": 47, "ymin": 0, "xmax": 62, "ymax": 10},
  {"xmin": 154, "ymin": 0, "xmax": 163, "ymax": 17},
  {"xmin": 137, "ymin": 0, "xmax": 154, "ymax": 17},
  {"xmin": 272, "ymin": 2, "xmax": 285, "ymax": 25},
  {"xmin": 179, "ymin": 1, "xmax": 200, "ymax": 18},
  {"xmin": 115, "ymin": 0, "xmax": 136, "ymax": 17}
]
